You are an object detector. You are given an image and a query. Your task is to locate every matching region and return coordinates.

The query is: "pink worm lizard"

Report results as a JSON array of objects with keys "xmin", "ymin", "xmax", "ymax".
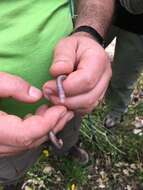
[{"xmin": 48, "ymin": 75, "xmax": 67, "ymax": 149}]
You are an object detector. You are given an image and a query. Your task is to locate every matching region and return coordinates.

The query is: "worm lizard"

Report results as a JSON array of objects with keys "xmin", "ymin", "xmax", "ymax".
[{"xmin": 48, "ymin": 75, "xmax": 67, "ymax": 149}]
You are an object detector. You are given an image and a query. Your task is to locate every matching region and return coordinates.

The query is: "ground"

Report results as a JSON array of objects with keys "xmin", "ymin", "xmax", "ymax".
[
  {"xmin": 18, "ymin": 40, "xmax": 143, "ymax": 190},
  {"xmin": 22, "ymin": 91, "xmax": 143, "ymax": 190}
]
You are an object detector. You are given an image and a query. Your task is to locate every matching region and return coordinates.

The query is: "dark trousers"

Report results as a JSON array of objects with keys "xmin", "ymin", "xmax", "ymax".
[{"xmin": 105, "ymin": 26, "xmax": 143, "ymax": 115}]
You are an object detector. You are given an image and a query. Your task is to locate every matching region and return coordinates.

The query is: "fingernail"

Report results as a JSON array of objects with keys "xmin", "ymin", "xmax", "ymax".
[
  {"xmin": 67, "ymin": 112, "xmax": 74, "ymax": 121},
  {"xmin": 29, "ymin": 86, "xmax": 42, "ymax": 99},
  {"xmin": 60, "ymin": 109, "xmax": 67, "ymax": 118},
  {"xmin": 44, "ymin": 88, "xmax": 53, "ymax": 100}
]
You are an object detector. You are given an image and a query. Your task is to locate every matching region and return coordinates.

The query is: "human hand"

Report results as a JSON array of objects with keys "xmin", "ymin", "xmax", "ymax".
[
  {"xmin": 0, "ymin": 72, "xmax": 42, "ymax": 102},
  {"xmin": 0, "ymin": 105, "xmax": 73, "ymax": 157},
  {"xmin": 43, "ymin": 34, "xmax": 112, "ymax": 114},
  {"xmin": 0, "ymin": 72, "xmax": 74, "ymax": 156}
]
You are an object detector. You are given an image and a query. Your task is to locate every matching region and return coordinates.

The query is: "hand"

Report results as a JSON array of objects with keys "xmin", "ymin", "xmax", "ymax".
[
  {"xmin": 43, "ymin": 34, "xmax": 112, "ymax": 114},
  {"xmin": 0, "ymin": 105, "xmax": 73, "ymax": 157},
  {"xmin": 0, "ymin": 72, "xmax": 42, "ymax": 102},
  {"xmin": 0, "ymin": 72, "xmax": 74, "ymax": 156}
]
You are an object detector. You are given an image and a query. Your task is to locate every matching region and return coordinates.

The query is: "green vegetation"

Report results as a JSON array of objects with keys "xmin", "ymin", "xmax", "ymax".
[{"xmin": 22, "ymin": 76, "xmax": 143, "ymax": 190}]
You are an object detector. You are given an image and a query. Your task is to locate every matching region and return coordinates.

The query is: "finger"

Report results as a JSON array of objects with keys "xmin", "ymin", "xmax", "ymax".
[
  {"xmin": 53, "ymin": 111, "xmax": 74, "ymax": 133},
  {"xmin": 28, "ymin": 135, "xmax": 48, "ymax": 149},
  {"xmin": 22, "ymin": 106, "xmax": 68, "ymax": 143},
  {"xmin": 43, "ymin": 80, "xmax": 58, "ymax": 100},
  {"xmin": 48, "ymin": 69, "xmax": 111, "ymax": 111},
  {"xmin": 0, "ymin": 114, "xmax": 23, "ymax": 146},
  {"xmin": 0, "ymin": 144, "xmax": 26, "ymax": 156},
  {"xmin": 43, "ymin": 68, "xmax": 103, "ymax": 98},
  {"xmin": 61, "ymin": 53, "xmax": 107, "ymax": 96},
  {"xmin": 0, "ymin": 72, "xmax": 42, "ymax": 102},
  {"xmin": 44, "ymin": 61, "xmax": 109, "ymax": 99},
  {"xmin": 35, "ymin": 105, "xmax": 48, "ymax": 116},
  {"xmin": 30, "ymin": 111, "xmax": 74, "ymax": 148},
  {"xmin": 0, "ymin": 106, "xmax": 67, "ymax": 147},
  {"xmin": 50, "ymin": 38, "xmax": 77, "ymax": 77},
  {"xmin": 51, "ymin": 37, "xmax": 109, "ymax": 97},
  {"xmin": 29, "ymin": 112, "xmax": 73, "ymax": 149},
  {"xmin": 0, "ymin": 135, "xmax": 48, "ymax": 154}
]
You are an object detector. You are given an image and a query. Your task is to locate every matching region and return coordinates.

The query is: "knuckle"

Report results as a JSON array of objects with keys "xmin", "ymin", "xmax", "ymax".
[
  {"xmin": 85, "ymin": 75, "xmax": 95, "ymax": 90},
  {"xmin": 14, "ymin": 76, "xmax": 25, "ymax": 86},
  {"xmin": 15, "ymin": 135, "xmax": 32, "ymax": 149},
  {"xmin": 85, "ymin": 99, "xmax": 94, "ymax": 109}
]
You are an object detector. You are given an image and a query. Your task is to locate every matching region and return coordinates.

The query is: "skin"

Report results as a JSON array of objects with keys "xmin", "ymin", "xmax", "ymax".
[
  {"xmin": 0, "ymin": 0, "xmax": 115, "ymax": 155},
  {"xmin": 43, "ymin": 35, "xmax": 112, "ymax": 114},
  {"xmin": 75, "ymin": 0, "xmax": 115, "ymax": 37},
  {"xmin": 43, "ymin": 0, "xmax": 115, "ymax": 115},
  {"xmin": 0, "ymin": 72, "xmax": 74, "ymax": 157}
]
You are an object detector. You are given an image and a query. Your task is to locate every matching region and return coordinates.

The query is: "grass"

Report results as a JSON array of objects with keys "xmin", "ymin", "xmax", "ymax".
[{"xmin": 21, "ymin": 76, "xmax": 143, "ymax": 190}]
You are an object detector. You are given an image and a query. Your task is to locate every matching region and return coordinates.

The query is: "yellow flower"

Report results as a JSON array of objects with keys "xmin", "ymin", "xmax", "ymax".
[
  {"xmin": 71, "ymin": 183, "xmax": 77, "ymax": 190},
  {"xmin": 25, "ymin": 186, "xmax": 33, "ymax": 190},
  {"xmin": 43, "ymin": 149, "xmax": 49, "ymax": 157}
]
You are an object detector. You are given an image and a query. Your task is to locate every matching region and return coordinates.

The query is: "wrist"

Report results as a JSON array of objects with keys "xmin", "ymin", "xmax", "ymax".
[
  {"xmin": 71, "ymin": 25, "xmax": 105, "ymax": 47},
  {"xmin": 71, "ymin": 31, "xmax": 94, "ymax": 40}
]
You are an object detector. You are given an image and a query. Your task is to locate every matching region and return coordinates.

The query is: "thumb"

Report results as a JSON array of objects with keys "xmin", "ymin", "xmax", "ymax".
[
  {"xmin": 50, "ymin": 37, "xmax": 77, "ymax": 77},
  {"xmin": 0, "ymin": 72, "xmax": 42, "ymax": 103}
]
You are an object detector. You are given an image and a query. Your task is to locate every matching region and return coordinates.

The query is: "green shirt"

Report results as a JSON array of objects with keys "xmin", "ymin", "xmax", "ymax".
[{"xmin": 0, "ymin": 0, "xmax": 73, "ymax": 117}]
